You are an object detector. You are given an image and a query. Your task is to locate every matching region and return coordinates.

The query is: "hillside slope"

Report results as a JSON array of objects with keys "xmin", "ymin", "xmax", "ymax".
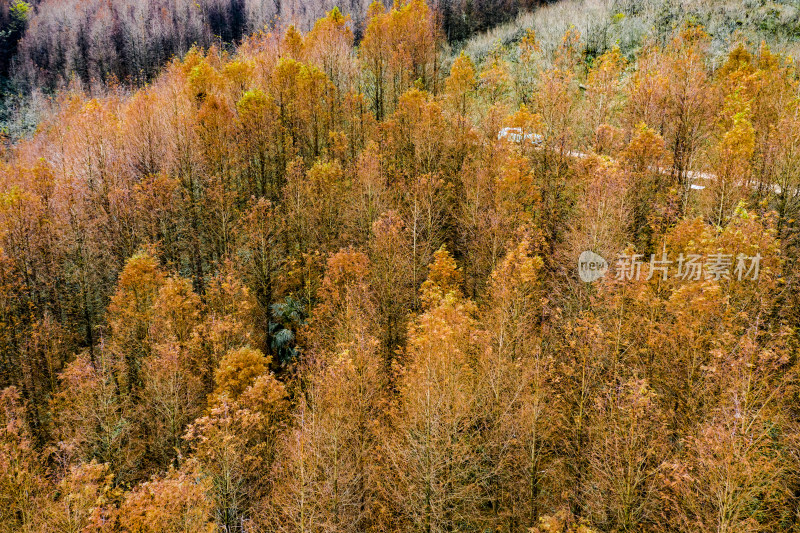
[{"xmin": 464, "ymin": 0, "xmax": 800, "ymax": 63}]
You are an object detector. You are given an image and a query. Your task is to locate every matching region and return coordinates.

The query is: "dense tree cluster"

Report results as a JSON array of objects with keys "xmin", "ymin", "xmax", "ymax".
[
  {"xmin": 10, "ymin": 0, "xmax": 542, "ymax": 94},
  {"xmin": 15, "ymin": 0, "xmax": 249, "ymax": 91},
  {"xmin": 0, "ymin": 0, "xmax": 28, "ymax": 78},
  {"xmin": 433, "ymin": 0, "xmax": 542, "ymax": 42},
  {"xmin": 1, "ymin": 2, "xmax": 800, "ymax": 532}
]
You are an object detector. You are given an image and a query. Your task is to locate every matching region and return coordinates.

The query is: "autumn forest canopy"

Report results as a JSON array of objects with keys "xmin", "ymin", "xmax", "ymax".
[{"xmin": 3, "ymin": 0, "xmax": 800, "ymax": 532}]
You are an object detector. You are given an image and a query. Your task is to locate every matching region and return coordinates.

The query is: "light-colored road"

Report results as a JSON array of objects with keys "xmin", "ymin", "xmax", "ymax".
[{"xmin": 497, "ymin": 127, "xmax": 787, "ymax": 193}]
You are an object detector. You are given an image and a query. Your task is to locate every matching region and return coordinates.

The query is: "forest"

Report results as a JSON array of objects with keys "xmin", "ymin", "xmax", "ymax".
[
  {"xmin": 1, "ymin": 0, "xmax": 800, "ymax": 532},
  {"xmin": 0, "ymin": 0, "xmax": 539, "ymax": 96}
]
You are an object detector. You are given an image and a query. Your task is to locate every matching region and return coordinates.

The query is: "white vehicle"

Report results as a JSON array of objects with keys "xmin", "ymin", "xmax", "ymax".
[{"xmin": 497, "ymin": 127, "xmax": 544, "ymax": 146}]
